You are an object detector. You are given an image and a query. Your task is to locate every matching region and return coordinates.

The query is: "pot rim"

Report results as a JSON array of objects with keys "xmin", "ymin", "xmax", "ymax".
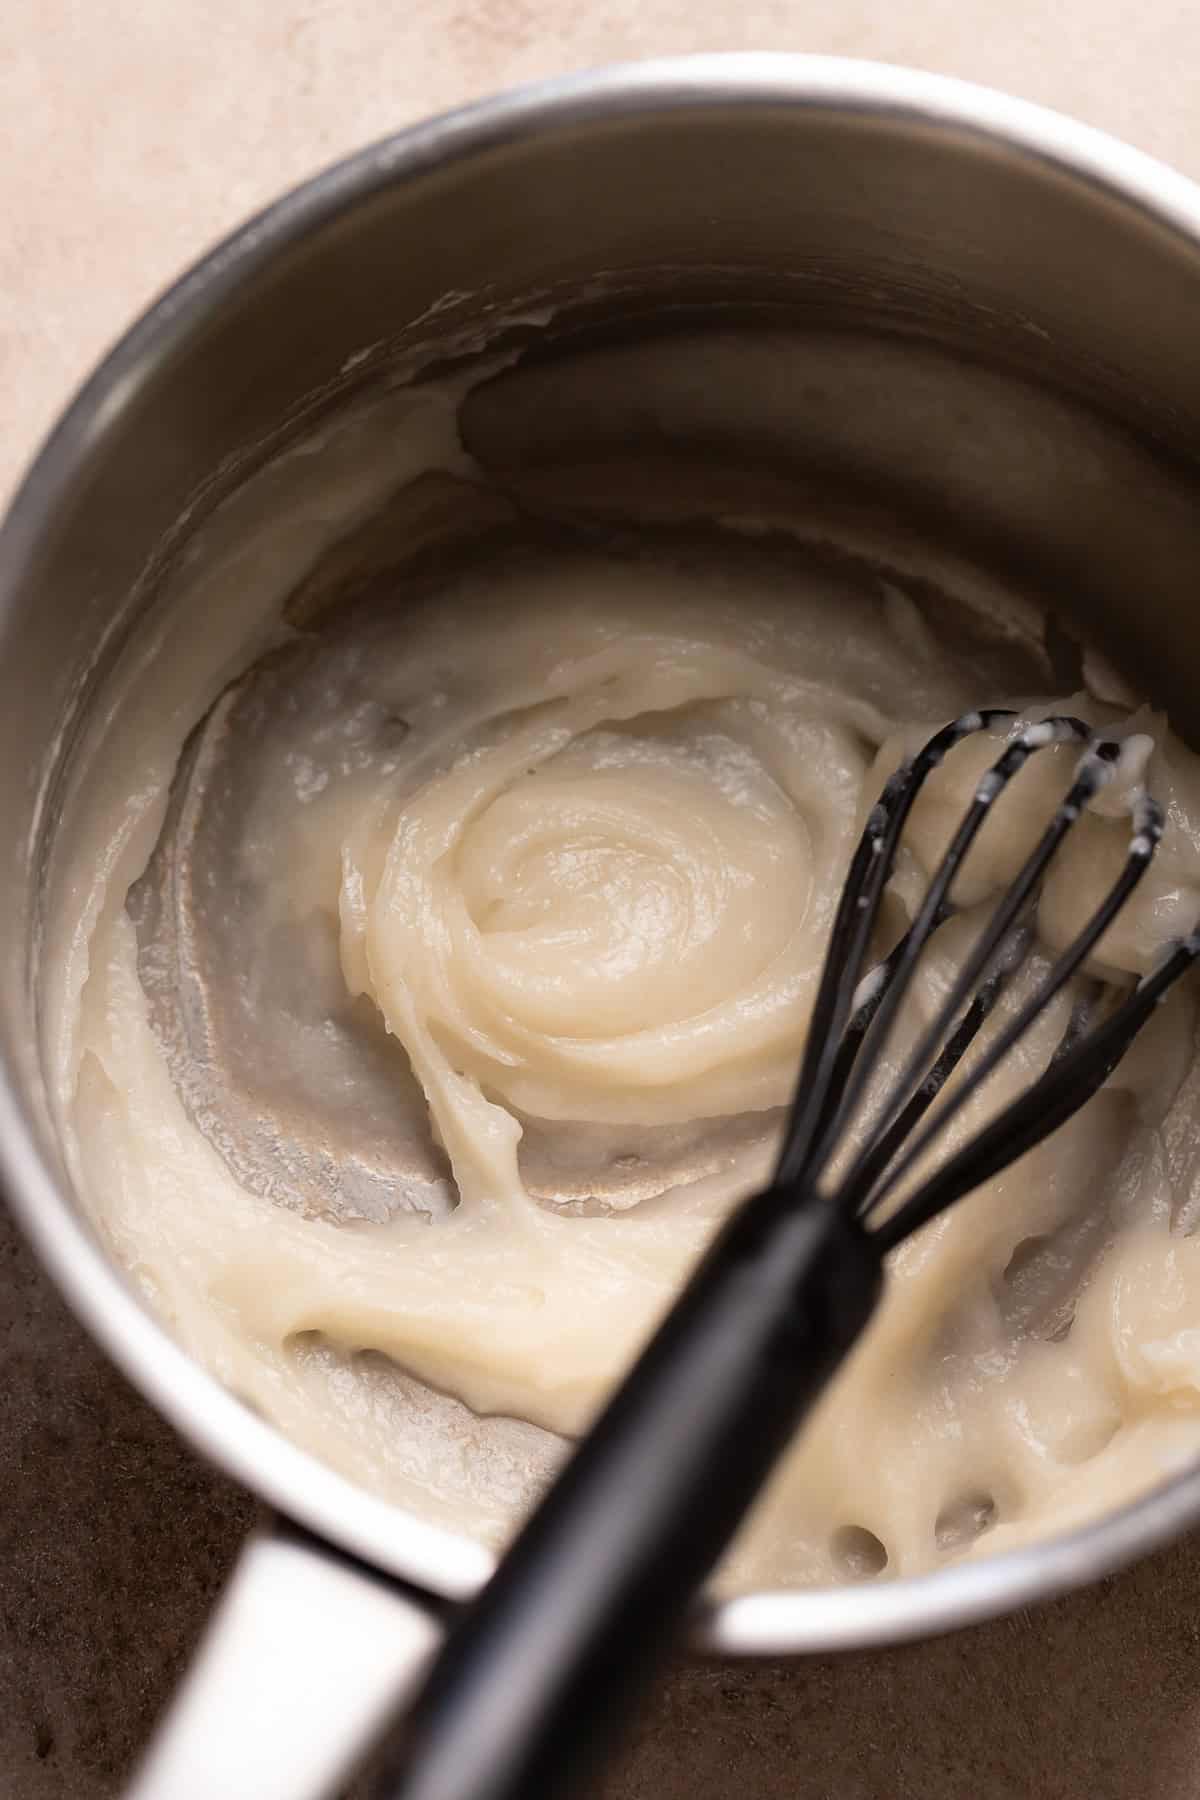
[{"xmin": 5, "ymin": 52, "xmax": 1200, "ymax": 1653}]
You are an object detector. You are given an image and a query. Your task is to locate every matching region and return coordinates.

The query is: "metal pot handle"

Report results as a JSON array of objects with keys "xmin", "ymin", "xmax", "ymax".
[{"xmin": 123, "ymin": 1515, "xmax": 445, "ymax": 1800}]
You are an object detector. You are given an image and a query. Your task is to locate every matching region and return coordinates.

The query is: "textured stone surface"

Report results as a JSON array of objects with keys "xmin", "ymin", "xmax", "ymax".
[{"xmin": 8, "ymin": 4, "xmax": 1200, "ymax": 1796}]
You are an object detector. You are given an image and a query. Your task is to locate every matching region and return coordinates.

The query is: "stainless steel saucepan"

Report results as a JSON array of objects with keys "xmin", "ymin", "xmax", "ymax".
[{"xmin": 5, "ymin": 54, "xmax": 1200, "ymax": 1800}]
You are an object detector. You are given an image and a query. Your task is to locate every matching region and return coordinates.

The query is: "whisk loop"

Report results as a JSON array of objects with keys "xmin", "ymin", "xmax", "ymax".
[{"xmin": 773, "ymin": 707, "xmax": 1193, "ymax": 1254}]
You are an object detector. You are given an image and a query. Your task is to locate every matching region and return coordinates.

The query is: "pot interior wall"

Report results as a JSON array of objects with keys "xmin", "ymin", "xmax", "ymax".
[{"xmin": 6, "ymin": 93, "xmax": 1200, "ymax": 1520}]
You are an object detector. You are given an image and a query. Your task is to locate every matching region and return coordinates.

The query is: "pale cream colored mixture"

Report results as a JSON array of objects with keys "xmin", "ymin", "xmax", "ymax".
[{"xmin": 45, "ymin": 374, "xmax": 1200, "ymax": 1590}]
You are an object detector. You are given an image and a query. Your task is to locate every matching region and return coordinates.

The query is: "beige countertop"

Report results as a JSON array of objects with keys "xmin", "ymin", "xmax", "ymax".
[{"xmin": 6, "ymin": 6, "xmax": 1200, "ymax": 1798}]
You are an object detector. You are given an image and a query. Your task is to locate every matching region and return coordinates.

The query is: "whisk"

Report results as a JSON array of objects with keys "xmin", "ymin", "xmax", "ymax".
[{"xmin": 369, "ymin": 710, "xmax": 1200, "ymax": 1800}]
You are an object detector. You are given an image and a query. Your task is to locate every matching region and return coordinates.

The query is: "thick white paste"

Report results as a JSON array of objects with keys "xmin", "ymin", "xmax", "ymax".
[{"xmin": 47, "ymin": 376, "xmax": 1200, "ymax": 1590}]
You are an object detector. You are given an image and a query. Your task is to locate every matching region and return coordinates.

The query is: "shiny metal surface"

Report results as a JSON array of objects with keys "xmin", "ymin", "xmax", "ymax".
[
  {"xmin": 5, "ymin": 54, "xmax": 1200, "ymax": 1678},
  {"xmin": 123, "ymin": 1520, "xmax": 442, "ymax": 1800}
]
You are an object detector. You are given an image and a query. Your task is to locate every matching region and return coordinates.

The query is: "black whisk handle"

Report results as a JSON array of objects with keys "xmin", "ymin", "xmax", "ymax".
[{"xmin": 368, "ymin": 1191, "xmax": 882, "ymax": 1800}]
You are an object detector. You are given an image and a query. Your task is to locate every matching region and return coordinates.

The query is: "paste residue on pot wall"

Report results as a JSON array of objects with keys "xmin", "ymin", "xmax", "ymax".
[{"xmin": 47, "ymin": 363, "xmax": 1200, "ymax": 1590}]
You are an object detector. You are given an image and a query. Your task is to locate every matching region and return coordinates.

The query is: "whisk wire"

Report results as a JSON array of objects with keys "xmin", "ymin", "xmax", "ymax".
[
  {"xmin": 871, "ymin": 932, "xmax": 1200, "ymax": 1254},
  {"xmin": 773, "ymin": 707, "xmax": 1016, "ymax": 1187},
  {"xmin": 798, "ymin": 714, "xmax": 1091, "ymax": 1190},
  {"xmin": 836, "ymin": 919, "xmax": 1036, "ymax": 1204},
  {"xmin": 856, "ymin": 789, "xmax": 1164, "ymax": 1225},
  {"xmin": 837, "ymin": 735, "xmax": 1120, "ymax": 1182},
  {"xmin": 772, "ymin": 704, "xmax": 1196, "ymax": 1262}
]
